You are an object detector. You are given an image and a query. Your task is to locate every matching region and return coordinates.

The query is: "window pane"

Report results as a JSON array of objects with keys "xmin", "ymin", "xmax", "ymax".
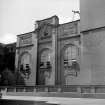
[
  {"xmin": 64, "ymin": 46, "xmax": 72, "ymax": 60},
  {"xmin": 71, "ymin": 46, "xmax": 77, "ymax": 59},
  {"xmin": 40, "ymin": 49, "xmax": 52, "ymax": 68},
  {"xmin": 64, "ymin": 45, "xmax": 78, "ymax": 65},
  {"xmin": 41, "ymin": 50, "xmax": 51, "ymax": 62}
]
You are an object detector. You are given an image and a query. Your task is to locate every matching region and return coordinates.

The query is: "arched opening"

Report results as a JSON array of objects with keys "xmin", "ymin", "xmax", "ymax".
[
  {"xmin": 19, "ymin": 52, "xmax": 32, "ymax": 79},
  {"xmin": 63, "ymin": 44, "xmax": 80, "ymax": 85},
  {"xmin": 40, "ymin": 49, "xmax": 52, "ymax": 69},
  {"xmin": 38, "ymin": 49, "xmax": 52, "ymax": 85}
]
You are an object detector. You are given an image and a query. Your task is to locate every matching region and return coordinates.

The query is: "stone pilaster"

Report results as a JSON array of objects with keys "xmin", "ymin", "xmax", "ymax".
[
  {"xmin": 31, "ymin": 32, "xmax": 38, "ymax": 85},
  {"xmin": 52, "ymin": 26, "xmax": 58, "ymax": 85},
  {"xmin": 15, "ymin": 36, "xmax": 20, "ymax": 70}
]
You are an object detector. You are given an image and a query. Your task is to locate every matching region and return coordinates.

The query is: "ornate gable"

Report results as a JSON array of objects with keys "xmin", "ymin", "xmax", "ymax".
[
  {"xmin": 37, "ymin": 23, "xmax": 52, "ymax": 40},
  {"xmin": 35, "ymin": 15, "xmax": 59, "ymax": 40}
]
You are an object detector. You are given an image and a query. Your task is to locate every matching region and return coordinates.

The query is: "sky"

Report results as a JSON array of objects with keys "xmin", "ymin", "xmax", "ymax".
[{"xmin": 0, "ymin": 0, "xmax": 79, "ymax": 44}]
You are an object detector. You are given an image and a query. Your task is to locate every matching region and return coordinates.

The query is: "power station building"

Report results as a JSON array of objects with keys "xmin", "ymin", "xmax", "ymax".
[
  {"xmin": 15, "ymin": 0, "xmax": 105, "ymax": 93},
  {"xmin": 15, "ymin": 16, "xmax": 81, "ymax": 86},
  {"xmin": 15, "ymin": 0, "xmax": 105, "ymax": 88}
]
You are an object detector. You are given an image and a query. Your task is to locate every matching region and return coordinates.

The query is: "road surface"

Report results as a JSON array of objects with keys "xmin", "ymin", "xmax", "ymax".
[{"xmin": 1, "ymin": 95, "xmax": 105, "ymax": 105}]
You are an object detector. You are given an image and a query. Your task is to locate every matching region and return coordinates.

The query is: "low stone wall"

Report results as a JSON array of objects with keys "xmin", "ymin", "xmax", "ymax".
[{"xmin": 1, "ymin": 85, "xmax": 105, "ymax": 98}]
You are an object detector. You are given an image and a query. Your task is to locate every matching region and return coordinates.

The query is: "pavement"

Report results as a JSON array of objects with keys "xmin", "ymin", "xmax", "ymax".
[{"xmin": 1, "ymin": 95, "xmax": 105, "ymax": 105}]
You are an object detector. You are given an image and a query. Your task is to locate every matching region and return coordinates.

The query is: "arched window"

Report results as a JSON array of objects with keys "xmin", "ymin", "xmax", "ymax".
[
  {"xmin": 64, "ymin": 45, "xmax": 80, "ymax": 76},
  {"xmin": 40, "ymin": 49, "xmax": 52, "ymax": 69},
  {"xmin": 38, "ymin": 49, "xmax": 52, "ymax": 85},
  {"xmin": 20, "ymin": 53, "xmax": 32, "ymax": 79}
]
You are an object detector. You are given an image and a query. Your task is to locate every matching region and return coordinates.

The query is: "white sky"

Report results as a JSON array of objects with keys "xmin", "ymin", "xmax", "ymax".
[{"xmin": 0, "ymin": 0, "xmax": 79, "ymax": 44}]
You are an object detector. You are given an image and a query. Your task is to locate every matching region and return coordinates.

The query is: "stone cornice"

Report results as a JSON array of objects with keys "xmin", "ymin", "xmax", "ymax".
[
  {"xmin": 16, "ymin": 44, "xmax": 34, "ymax": 49},
  {"xmin": 58, "ymin": 34, "xmax": 80, "ymax": 41}
]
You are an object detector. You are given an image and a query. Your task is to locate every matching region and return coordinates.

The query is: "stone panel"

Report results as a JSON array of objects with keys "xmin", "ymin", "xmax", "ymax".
[
  {"xmin": 58, "ymin": 21, "xmax": 79, "ymax": 37},
  {"xmin": 81, "ymin": 28, "xmax": 105, "ymax": 84}
]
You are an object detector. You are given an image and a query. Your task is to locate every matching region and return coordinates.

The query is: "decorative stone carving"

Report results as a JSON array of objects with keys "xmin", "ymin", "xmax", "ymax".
[{"xmin": 19, "ymin": 34, "xmax": 32, "ymax": 46}]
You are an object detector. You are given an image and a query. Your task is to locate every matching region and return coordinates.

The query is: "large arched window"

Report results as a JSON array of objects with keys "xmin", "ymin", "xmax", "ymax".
[
  {"xmin": 64, "ymin": 44, "xmax": 80, "ymax": 77},
  {"xmin": 40, "ymin": 49, "xmax": 52, "ymax": 69},
  {"xmin": 20, "ymin": 52, "xmax": 32, "ymax": 79},
  {"xmin": 38, "ymin": 49, "xmax": 52, "ymax": 85}
]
